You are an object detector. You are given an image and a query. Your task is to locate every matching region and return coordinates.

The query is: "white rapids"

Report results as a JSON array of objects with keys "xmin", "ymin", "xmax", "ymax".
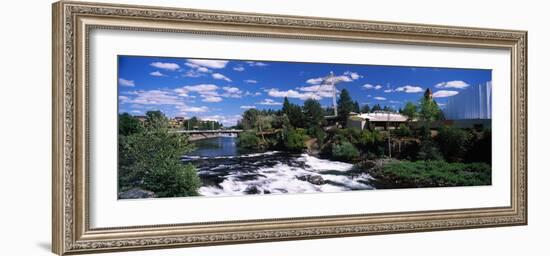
[{"xmin": 197, "ymin": 153, "xmax": 374, "ymax": 196}]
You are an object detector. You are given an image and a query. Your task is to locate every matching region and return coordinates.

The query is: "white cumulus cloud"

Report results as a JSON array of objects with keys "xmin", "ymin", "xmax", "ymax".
[
  {"xmin": 118, "ymin": 78, "xmax": 135, "ymax": 87},
  {"xmin": 344, "ymin": 71, "xmax": 362, "ymax": 80},
  {"xmin": 364, "ymin": 84, "xmax": 382, "ymax": 90},
  {"xmin": 202, "ymin": 96, "xmax": 223, "ymax": 102},
  {"xmin": 246, "ymin": 61, "xmax": 268, "ymax": 67},
  {"xmin": 435, "ymin": 80, "xmax": 470, "ymax": 89},
  {"xmin": 186, "ymin": 59, "xmax": 229, "ymax": 69},
  {"xmin": 267, "ymin": 89, "xmax": 322, "ymax": 100},
  {"xmin": 374, "ymin": 96, "xmax": 386, "ymax": 100},
  {"xmin": 306, "ymin": 71, "xmax": 362, "ymax": 85},
  {"xmin": 221, "ymin": 86, "xmax": 243, "ymax": 98},
  {"xmin": 177, "ymin": 105, "xmax": 209, "ymax": 113},
  {"xmin": 149, "ymin": 71, "xmax": 165, "ymax": 77},
  {"xmin": 432, "ymin": 90, "xmax": 459, "ymax": 98},
  {"xmin": 395, "ymin": 85, "xmax": 423, "ymax": 93},
  {"xmin": 150, "ymin": 62, "xmax": 180, "ymax": 71},
  {"xmin": 240, "ymin": 105, "xmax": 256, "ymax": 109},
  {"xmin": 233, "ymin": 66, "xmax": 245, "ymax": 72},
  {"xmin": 200, "ymin": 114, "xmax": 242, "ymax": 126},
  {"xmin": 182, "ymin": 84, "xmax": 219, "ymax": 93},
  {"xmin": 257, "ymin": 99, "xmax": 282, "ymax": 105},
  {"xmin": 184, "ymin": 62, "xmax": 210, "ymax": 73},
  {"xmin": 212, "ymin": 73, "xmax": 232, "ymax": 82}
]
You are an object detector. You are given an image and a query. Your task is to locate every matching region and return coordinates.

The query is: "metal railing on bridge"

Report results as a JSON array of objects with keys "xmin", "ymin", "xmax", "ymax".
[{"xmin": 172, "ymin": 129, "xmax": 243, "ymax": 134}]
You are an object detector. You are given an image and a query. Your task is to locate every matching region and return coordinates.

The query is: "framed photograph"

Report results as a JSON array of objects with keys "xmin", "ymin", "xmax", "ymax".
[{"xmin": 52, "ymin": 1, "xmax": 527, "ymax": 255}]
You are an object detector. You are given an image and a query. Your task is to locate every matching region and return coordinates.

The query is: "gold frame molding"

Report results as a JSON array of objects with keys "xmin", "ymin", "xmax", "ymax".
[{"xmin": 52, "ymin": 1, "xmax": 528, "ymax": 255}]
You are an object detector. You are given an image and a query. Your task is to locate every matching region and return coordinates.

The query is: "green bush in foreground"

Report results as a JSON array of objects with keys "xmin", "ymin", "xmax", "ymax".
[
  {"xmin": 332, "ymin": 141, "xmax": 360, "ymax": 161},
  {"xmin": 118, "ymin": 111, "xmax": 201, "ymax": 197},
  {"xmin": 380, "ymin": 160, "xmax": 491, "ymax": 187}
]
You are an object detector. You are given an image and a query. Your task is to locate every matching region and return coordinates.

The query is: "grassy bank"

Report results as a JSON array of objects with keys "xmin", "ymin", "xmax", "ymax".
[{"xmin": 366, "ymin": 160, "xmax": 491, "ymax": 188}]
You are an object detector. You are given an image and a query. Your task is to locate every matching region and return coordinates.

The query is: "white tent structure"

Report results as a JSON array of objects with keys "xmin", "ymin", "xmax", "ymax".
[{"xmin": 443, "ymin": 82, "xmax": 492, "ymax": 120}]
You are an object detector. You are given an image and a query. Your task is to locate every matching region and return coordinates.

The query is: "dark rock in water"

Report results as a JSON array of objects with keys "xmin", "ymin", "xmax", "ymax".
[
  {"xmin": 118, "ymin": 188, "xmax": 156, "ymax": 199},
  {"xmin": 297, "ymin": 175, "xmax": 326, "ymax": 185},
  {"xmin": 273, "ymin": 188, "xmax": 288, "ymax": 193},
  {"xmin": 296, "ymin": 175, "xmax": 308, "ymax": 182},
  {"xmin": 309, "ymin": 175, "xmax": 325, "ymax": 185},
  {"xmin": 244, "ymin": 185, "xmax": 261, "ymax": 194}
]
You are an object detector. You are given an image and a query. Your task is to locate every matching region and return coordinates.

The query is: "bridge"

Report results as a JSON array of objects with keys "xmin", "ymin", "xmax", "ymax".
[
  {"xmin": 172, "ymin": 129, "xmax": 243, "ymax": 141},
  {"xmin": 173, "ymin": 129, "xmax": 243, "ymax": 134}
]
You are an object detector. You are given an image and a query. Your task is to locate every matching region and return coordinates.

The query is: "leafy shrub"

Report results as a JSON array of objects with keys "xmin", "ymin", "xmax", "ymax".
[
  {"xmin": 307, "ymin": 126, "xmax": 326, "ymax": 143},
  {"xmin": 118, "ymin": 113, "xmax": 142, "ymax": 136},
  {"xmin": 143, "ymin": 160, "xmax": 202, "ymax": 197},
  {"xmin": 331, "ymin": 141, "xmax": 360, "ymax": 161},
  {"xmin": 381, "ymin": 160, "xmax": 491, "ymax": 187},
  {"xmin": 417, "ymin": 140, "xmax": 444, "ymax": 161},
  {"xmin": 283, "ymin": 128, "xmax": 308, "ymax": 152},
  {"xmin": 355, "ymin": 129, "xmax": 384, "ymax": 156},
  {"xmin": 465, "ymin": 129, "xmax": 492, "ymax": 164},
  {"xmin": 435, "ymin": 126, "xmax": 474, "ymax": 162},
  {"xmin": 414, "ymin": 125, "xmax": 432, "ymax": 139},
  {"xmin": 393, "ymin": 124, "xmax": 411, "ymax": 137},
  {"xmin": 237, "ymin": 131, "xmax": 261, "ymax": 150}
]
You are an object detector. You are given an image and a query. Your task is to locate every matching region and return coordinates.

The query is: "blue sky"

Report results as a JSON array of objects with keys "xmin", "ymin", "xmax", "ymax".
[{"xmin": 118, "ymin": 55, "xmax": 491, "ymax": 126}]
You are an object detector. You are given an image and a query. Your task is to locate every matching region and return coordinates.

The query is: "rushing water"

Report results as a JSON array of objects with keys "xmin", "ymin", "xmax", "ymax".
[{"xmin": 183, "ymin": 136, "xmax": 375, "ymax": 196}]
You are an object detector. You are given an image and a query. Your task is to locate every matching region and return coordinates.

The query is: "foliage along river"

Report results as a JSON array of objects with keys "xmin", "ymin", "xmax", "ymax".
[{"xmin": 182, "ymin": 136, "xmax": 376, "ymax": 196}]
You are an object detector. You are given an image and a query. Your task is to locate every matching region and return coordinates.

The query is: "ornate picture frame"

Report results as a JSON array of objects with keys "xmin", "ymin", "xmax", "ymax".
[{"xmin": 52, "ymin": 1, "xmax": 527, "ymax": 255}]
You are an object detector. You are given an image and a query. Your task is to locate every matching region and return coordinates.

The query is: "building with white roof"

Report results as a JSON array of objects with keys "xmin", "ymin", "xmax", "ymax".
[{"xmin": 347, "ymin": 111, "xmax": 408, "ymax": 130}]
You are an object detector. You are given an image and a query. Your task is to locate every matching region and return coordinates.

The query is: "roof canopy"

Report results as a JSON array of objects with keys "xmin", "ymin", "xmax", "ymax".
[{"xmin": 352, "ymin": 111, "xmax": 408, "ymax": 122}]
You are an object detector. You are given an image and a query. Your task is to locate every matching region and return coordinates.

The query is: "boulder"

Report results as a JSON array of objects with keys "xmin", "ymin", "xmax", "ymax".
[
  {"xmin": 118, "ymin": 188, "xmax": 156, "ymax": 199},
  {"xmin": 244, "ymin": 185, "xmax": 261, "ymax": 194},
  {"xmin": 297, "ymin": 175, "xmax": 326, "ymax": 185}
]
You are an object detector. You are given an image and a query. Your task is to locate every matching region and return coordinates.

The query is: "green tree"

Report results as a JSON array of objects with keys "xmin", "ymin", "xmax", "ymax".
[
  {"xmin": 371, "ymin": 104, "xmax": 382, "ymax": 112},
  {"xmin": 237, "ymin": 131, "xmax": 261, "ymax": 150},
  {"xmin": 419, "ymin": 95, "xmax": 442, "ymax": 121},
  {"xmin": 282, "ymin": 97, "xmax": 291, "ymax": 114},
  {"xmin": 282, "ymin": 98, "xmax": 306, "ymax": 128},
  {"xmin": 183, "ymin": 116, "xmax": 199, "ymax": 130},
  {"xmin": 255, "ymin": 115, "xmax": 273, "ymax": 132},
  {"xmin": 361, "ymin": 104, "xmax": 371, "ymax": 113},
  {"xmin": 145, "ymin": 110, "xmax": 168, "ymax": 130},
  {"xmin": 337, "ymin": 88, "xmax": 354, "ymax": 124},
  {"xmin": 241, "ymin": 109, "xmax": 260, "ymax": 130},
  {"xmin": 353, "ymin": 101, "xmax": 360, "ymax": 113},
  {"xmin": 303, "ymin": 99, "xmax": 325, "ymax": 127},
  {"xmin": 119, "ymin": 113, "xmax": 142, "ymax": 136},
  {"xmin": 118, "ymin": 111, "xmax": 201, "ymax": 197},
  {"xmin": 402, "ymin": 102, "xmax": 418, "ymax": 121}
]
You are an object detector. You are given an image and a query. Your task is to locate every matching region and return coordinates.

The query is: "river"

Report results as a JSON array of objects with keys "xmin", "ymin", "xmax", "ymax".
[{"xmin": 183, "ymin": 136, "xmax": 375, "ymax": 196}]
